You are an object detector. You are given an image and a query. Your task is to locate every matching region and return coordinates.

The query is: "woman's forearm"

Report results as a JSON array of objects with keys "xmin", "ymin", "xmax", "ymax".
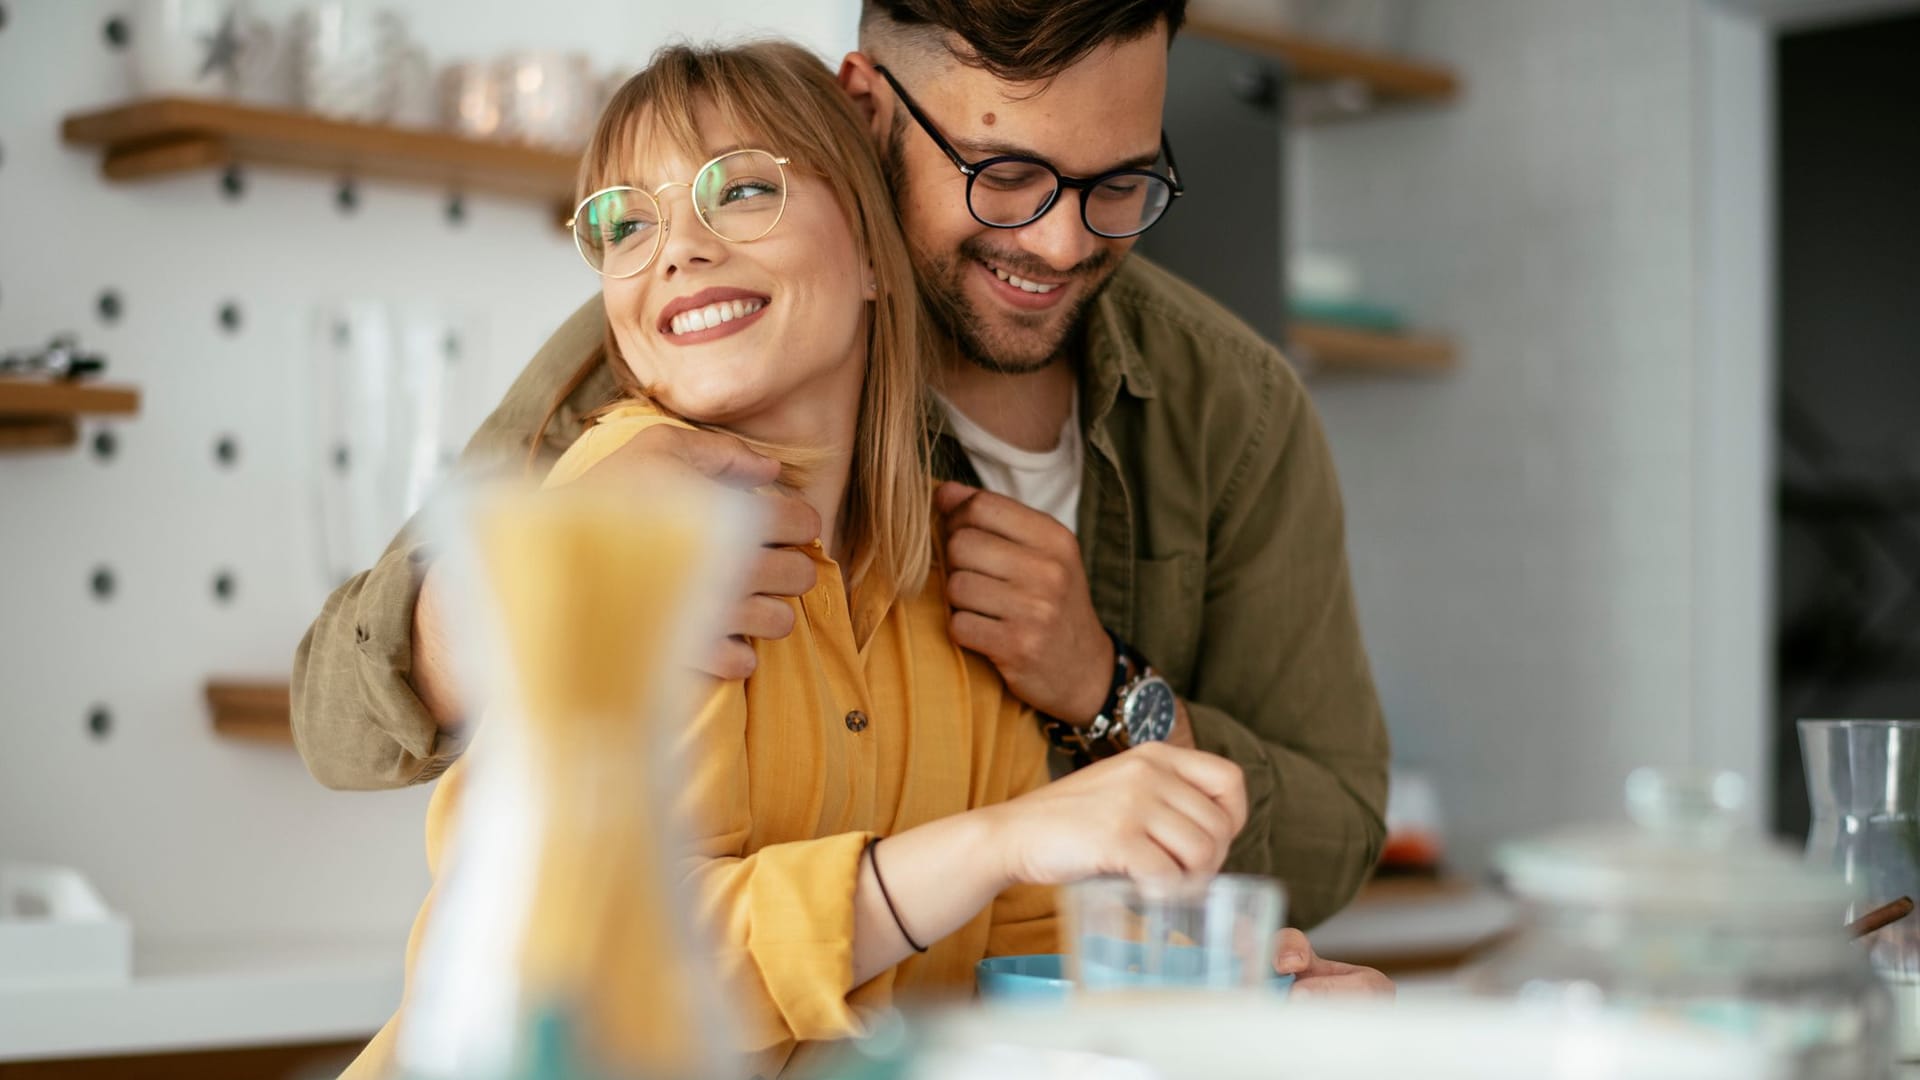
[
  {"xmin": 850, "ymin": 807, "xmax": 1010, "ymax": 985},
  {"xmin": 409, "ymin": 566, "xmax": 467, "ymax": 732}
]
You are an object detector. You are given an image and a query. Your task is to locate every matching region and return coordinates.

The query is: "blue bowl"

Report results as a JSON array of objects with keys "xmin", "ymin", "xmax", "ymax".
[
  {"xmin": 976, "ymin": 953, "xmax": 1075, "ymax": 999},
  {"xmin": 976, "ymin": 952, "xmax": 1295, "ymax": 1001}
]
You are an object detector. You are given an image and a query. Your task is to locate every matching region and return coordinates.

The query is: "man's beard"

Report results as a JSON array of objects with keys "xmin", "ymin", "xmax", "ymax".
[{"xmin": 886, "ymin": 125, "xmax": 1122, "ymax": 375}]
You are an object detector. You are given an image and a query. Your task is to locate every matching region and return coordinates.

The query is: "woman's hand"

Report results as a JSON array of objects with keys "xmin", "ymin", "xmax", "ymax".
[
  {"xmin": 1272, "ymin": 928, "xmax": 1396, "ymax": 998},
  {"xmin": 981, "ymin": 743, "xmax": 1248, "ymax": 888}
]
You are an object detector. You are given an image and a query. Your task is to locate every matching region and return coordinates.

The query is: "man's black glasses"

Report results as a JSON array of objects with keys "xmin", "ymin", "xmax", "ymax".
[{"xmin": 875, "ymin": 65, "xmax": 1183, "ymax": 240}]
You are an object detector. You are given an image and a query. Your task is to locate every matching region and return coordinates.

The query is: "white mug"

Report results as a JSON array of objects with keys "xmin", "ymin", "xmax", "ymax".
[{"xmin": 129, "ymin": 0, "xmax": 271, "ymax": 98}]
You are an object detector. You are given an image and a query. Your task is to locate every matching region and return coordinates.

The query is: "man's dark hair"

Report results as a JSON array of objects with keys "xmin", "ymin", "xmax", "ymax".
[{"xmin": 861, "ymin": 0, "xmax": 1186, "ymax": 83}]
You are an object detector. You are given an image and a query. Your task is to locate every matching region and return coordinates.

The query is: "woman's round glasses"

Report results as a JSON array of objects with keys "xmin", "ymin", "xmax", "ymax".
[
  {"xmin": 569, "ymin": 149, "xmax": 791, "ymax": 278},
  {"xmin": 874, "ymin": 66, "xmax": 1182, "ymax": 240}
]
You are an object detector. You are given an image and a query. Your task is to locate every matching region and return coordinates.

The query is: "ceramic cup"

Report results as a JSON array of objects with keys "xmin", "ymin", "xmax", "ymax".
[{"xmin": 129, "ymin": 0, "xmax": 273, "ymax": 98}]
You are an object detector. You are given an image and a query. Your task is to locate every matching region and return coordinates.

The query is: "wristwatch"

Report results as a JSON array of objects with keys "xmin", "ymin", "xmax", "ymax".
[{"xmin": 1042, "ymin": 629, "xmax": 1177, "ymax": 765}]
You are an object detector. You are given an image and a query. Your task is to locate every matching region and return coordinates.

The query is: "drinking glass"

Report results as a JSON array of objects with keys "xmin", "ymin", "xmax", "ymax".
[{"xmin": 1063, "ymin": 875, "xmax": 1285, "ymax": 994}]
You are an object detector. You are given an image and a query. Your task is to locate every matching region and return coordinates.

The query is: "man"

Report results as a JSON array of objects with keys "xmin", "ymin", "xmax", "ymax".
[{"xmin": 293, "ymin": 0, "xmax": 1388, "ymax": 930}]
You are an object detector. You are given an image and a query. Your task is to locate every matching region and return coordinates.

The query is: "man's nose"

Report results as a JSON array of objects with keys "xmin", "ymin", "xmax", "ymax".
[{"xmin": 1009, "ymin": 191, "xmax": 1102, "ymax": 273}]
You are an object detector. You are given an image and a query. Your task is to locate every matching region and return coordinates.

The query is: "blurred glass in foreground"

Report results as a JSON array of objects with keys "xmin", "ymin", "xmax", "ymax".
[{"xmin": 390, "ymin": 480, "xmax": 754, "ymax": 1080}]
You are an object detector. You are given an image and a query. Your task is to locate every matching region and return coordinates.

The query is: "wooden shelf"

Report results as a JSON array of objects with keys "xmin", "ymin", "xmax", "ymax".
[
  {"xmin": 1186, "ymin": 13, "xmax": 1460, "ymax": 111},
  {"xmin": 206, "ymin": 679, "xmax": 292, "ymax": 744},
  {"xmin": 1289, "ymin": 321, "xmax": 1457, "ymax": 376},
  {"xmin": 0, "ymin": 378, "xmax": 140, "ymax": 451},
  {"xmin": 62, "ymin": 98, "xmax": 580, "ymax": 216}
]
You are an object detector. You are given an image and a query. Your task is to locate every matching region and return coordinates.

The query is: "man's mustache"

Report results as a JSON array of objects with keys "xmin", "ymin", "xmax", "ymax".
[{"xmin": 956, "ymin": 237, "xmax": 1114, "ymax": 284}]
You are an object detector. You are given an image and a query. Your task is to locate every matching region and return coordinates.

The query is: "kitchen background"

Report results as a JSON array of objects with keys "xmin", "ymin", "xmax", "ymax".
[{"xmin": 1, "ymin": 0, "xmax": 1916, "ymax": 1074}]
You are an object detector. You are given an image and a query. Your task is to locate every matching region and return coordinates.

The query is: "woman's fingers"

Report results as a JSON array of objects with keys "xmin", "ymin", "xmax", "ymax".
[
  {"xmin": 1155, "ymin": 776, "xmax": 1240, "ymax": 857},
  {"xmin": 1144, "ymin": 743, "xmax": 1249, "ymax": 835},
  {"xmin": 1140, "ymin": 802, "xmax": 1226, "ymax": 877}
]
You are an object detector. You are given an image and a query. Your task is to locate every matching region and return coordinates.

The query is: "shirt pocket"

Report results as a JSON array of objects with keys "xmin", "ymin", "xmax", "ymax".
[{"xmin": 1129, "ymin": 552, "xmax": 1203, "ymax": 691}]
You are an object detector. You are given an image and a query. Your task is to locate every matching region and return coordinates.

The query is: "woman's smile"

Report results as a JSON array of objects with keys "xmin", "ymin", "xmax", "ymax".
[{"xmin": 656, "ymin": 285, "xmax": 774, "ymax": 344}]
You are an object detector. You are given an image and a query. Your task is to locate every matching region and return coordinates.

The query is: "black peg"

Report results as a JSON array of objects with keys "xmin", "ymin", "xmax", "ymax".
[
  {"xmin": 87, "ymin": 705, "xmax": 112, "ymax": 741},
  {"xmin": 92, "ymin": 428, "xmax": 118, "ymax": 462},
  {"xmin": 90, "ymin": 566, "xmax": 116, "ymax": 601},
  {"xmin": 214, "ymin": 434, "xmax": 239, "ymax": 467},
  {"xmin": 97, "ymin": 289, "xmax": 123, "ymax": 324},
  {"xmin": 445, "ymin": 195, "xmax": 466, "ymax": 225},
  {"xmin": 218, "ymin": 301, "xmax": 241, "ymax": 333},
  {"xmin": 103, "ymin": 15, "xmax": 129, "ymax": 49},
  {"xmin": 335, "ymin": 180, "xmax": 359, "ymax": 214},
  {"xmin": 220, "ymin": 166, "xmax": 245, "ymax": 200},
  {"xmin": 212, "ymin": 569, "xmax": 237, "ymax": 604},
  {"xmin": 332, "ymin": 443, "xmax": 351, "ymax": 474}
]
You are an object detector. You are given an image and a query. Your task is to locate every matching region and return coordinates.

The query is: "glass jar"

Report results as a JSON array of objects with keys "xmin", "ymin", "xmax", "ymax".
[{"xmin": 1462, "ymin": 770, "xmax": 1892, "ymax": 1079}]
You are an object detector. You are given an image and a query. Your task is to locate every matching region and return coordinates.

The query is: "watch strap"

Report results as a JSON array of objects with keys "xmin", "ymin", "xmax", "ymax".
[{"xmin": 1040, "ymin": 629, "xmax": 1148, "ymax": 765}]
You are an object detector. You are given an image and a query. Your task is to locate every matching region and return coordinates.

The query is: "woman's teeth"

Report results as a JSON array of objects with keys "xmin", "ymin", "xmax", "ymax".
[
  {"xmin": 991, "ymin": 265, "xmax": 1061, "ymax": 294},
  {"xmin": 668, "ymin": 298, "xmax": 765, "ymax": 336}
]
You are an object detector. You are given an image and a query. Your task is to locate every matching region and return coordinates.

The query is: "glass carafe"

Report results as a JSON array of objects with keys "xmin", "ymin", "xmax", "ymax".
[{"xmin": 1801, "ymin": 719, "xmax": 1920, "ymax": 1060}]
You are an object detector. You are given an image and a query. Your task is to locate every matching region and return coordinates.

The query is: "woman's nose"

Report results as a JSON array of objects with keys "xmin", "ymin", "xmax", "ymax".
[{"xmin": 656, "ymin": 186, "xmax": 725, "ymax": 278}]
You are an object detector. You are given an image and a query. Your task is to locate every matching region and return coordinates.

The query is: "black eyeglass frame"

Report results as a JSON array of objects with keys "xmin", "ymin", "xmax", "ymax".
[{"xmin": 875, "ymin": 65, "xmax": 1184, "ymax": 239}]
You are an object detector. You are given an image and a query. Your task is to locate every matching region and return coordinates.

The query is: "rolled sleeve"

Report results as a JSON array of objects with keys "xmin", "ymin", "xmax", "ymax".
[{"xmin": 291, "ymin": 537, "xmax": 470, "ymax": 789}]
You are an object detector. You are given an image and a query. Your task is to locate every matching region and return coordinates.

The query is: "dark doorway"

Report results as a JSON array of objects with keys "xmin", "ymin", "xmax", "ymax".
[{"xmin": 1772, "ymin": 11, "xmax": 1920, "ymax": 838}]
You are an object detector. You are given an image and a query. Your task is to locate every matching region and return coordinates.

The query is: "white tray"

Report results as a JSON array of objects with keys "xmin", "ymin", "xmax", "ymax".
[{"xmin": 0, "ymin": 862, "xmax": 132, "ymax": 986}]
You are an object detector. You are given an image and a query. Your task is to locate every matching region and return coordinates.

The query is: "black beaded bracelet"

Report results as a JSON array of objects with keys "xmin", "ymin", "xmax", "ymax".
[{"xmin": 865, "ymin": 836, "xmax": 927, "ymax": 953}]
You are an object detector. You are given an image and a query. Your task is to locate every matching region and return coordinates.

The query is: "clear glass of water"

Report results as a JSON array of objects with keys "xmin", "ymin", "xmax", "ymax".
[{"xmin": 1063, "ymin": 875, "xmax": 1286, "ymax": 994}]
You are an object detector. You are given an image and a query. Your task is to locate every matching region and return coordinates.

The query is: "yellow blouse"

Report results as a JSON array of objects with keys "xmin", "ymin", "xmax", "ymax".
[{"xmin": 344, "ymin": 405, "xmax": 1058, "ymax": 1080}]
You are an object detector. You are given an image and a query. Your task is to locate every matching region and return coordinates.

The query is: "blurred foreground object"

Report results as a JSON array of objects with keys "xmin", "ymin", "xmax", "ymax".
[
  {"xmin": 1802, "ymin": 720, "xmax": 1920, "ymax": 1060},
  {"xmin": 391, "ymin": 482, "xmax": 752, "ymax": 1080},
  {"xmin": 1464, "ymin": 769, "xmax": 1891, "ymax": 1078},
  {"xmin": 833, "ymin": 997, "xmax": 1777, "ymax": 1079}
]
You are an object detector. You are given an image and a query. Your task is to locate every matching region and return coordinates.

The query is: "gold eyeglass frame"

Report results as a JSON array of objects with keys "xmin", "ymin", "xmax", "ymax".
[{"xmin": 567, "ymin": 150, "xmax": 793, "ymax": 279}]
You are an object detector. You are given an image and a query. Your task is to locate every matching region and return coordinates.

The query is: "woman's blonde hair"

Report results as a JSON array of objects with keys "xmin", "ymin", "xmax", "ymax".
[{"xmin": 536, "ymin": 41, "xmax": 934, "ymax": 597}]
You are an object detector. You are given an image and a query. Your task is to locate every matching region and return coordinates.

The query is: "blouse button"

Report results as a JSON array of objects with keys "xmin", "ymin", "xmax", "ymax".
[{"xmin": 844, "ymin": 710, "xmax": 869, "ymax": 733}]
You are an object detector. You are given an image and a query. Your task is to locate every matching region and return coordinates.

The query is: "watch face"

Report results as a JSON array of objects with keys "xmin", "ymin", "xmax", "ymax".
[{"xmin": 1123, "ymin": 677, "xmax": 1177, "ymax": 745}]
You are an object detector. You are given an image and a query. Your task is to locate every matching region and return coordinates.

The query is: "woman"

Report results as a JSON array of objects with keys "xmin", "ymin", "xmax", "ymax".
[{"xmin": 345, "ymin": 40, "xmax": 1380, "ymax": 1080}]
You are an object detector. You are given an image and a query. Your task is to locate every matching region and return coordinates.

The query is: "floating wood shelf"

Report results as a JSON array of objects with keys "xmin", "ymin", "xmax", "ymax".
[
  {"xmin": 62, "ymin": 98, "xmax": 580, "ymax": 216},
  {"xmin": 1289, "ymin": 321, "xmax": 1457, "ymax": 376},
  {"xmin": 1186, "ymin": 14, "xmax": 1460, "ymax": 113},
  {"xmin": 206, "ymin": 679, "xmax": 293, "ymax": 744},
  {"xmin": 0, "ymin": 378, "xmax": 141, "ymax": 451}
]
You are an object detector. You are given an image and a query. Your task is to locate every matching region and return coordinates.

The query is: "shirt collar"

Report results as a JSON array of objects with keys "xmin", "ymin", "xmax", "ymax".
[{"xmin": 1080, "ymin": 272, "xmax": 1157, "ymax": 428}]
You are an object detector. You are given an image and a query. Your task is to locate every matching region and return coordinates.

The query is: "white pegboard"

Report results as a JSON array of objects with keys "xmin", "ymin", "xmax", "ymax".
[{"xmin": 0, "ymin": 0, "xmax": 857, "ymax": 963}]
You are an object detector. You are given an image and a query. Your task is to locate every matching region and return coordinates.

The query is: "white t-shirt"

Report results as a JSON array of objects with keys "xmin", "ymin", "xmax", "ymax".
[{"xmin": 935, "ymin": 391, "xmax": 1083, "ymax": 534}]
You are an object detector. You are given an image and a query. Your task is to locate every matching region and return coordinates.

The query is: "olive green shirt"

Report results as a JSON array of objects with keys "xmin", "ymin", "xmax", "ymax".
[{"xmin": 290, "ymin": 255, "xmax": 1389, "ymax": 928}]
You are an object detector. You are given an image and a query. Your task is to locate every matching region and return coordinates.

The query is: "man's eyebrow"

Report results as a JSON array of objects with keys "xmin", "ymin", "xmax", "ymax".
[{"xmin": 952, "ymin": 136, "xmax": 1162, "ymax": 174}]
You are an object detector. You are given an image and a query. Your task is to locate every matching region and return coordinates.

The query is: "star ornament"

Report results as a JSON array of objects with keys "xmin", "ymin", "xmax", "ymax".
[{"xmin": 198, "ymin": 8, "xmax": 244, "ymax": 85}]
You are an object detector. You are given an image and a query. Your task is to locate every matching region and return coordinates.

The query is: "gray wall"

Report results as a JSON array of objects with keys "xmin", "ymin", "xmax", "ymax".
[{"xmin": 1292, "ymin": 0, "xmax": 1707, "ymax": 871}]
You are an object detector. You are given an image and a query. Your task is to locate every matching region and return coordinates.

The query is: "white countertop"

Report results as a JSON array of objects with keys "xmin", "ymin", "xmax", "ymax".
[{"xmin": 0, "ymin": 939, "xmax": 401, "ymax": 1062}]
